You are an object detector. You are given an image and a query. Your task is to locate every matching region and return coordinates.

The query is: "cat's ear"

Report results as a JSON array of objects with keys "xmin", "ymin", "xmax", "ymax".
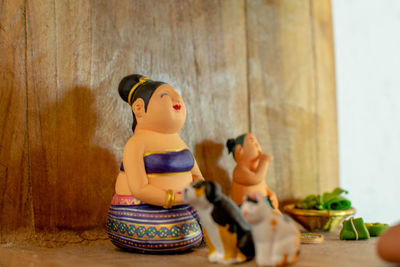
[{"xmin": 251, "ymin": 192, "xmax": 260, "ymax": 201}]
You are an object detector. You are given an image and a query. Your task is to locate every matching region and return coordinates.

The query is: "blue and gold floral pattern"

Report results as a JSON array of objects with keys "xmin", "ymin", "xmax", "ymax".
[
  {"xmin": 107, "ymin": 219, "xmax": 200, "ymax": 240},
  {"xmin": 107, "ymin": 200, "xmax": 203, "ymax": 253}
]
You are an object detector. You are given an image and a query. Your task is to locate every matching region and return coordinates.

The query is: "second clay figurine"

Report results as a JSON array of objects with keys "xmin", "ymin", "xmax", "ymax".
[{"xmin": 226, "ymin": 133, "xmax": 279, "ymax": 208}]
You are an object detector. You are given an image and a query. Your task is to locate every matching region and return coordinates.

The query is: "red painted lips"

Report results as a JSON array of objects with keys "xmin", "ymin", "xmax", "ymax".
[{"xmin": 173, "ymin": 104, "xmax": 181, "ymax": 110}]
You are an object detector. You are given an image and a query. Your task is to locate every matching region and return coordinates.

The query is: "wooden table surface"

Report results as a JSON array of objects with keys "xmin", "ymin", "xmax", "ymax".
[{"xmin": 0, "ymin": 232, "xmax": 394, "ymax": 267}]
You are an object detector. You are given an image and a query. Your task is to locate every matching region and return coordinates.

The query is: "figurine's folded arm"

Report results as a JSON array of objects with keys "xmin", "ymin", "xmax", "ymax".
[
  {"xmin": 123, "ymin": 138, "xmax": 178, "ymax": 206},
  {"xmin": 256, "ymin": 155, "xmax": 271, "ymax": 178},
  {"xmin": 233, "ymin": 162, "xmax": 269, "ymax": 186}
]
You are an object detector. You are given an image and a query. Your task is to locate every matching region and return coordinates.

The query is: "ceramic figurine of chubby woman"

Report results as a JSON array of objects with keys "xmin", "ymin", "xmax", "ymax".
[
  {"xmin": 226, "ymin": 134, "xmax": 279, "ymax": 209},
  {"xmin": 106, "ymin": 74, "xmax": 204, "ymax": 253}
]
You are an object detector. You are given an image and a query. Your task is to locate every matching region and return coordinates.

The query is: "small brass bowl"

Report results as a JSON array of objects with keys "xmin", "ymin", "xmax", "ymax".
[{"xmin": 283, "ymin": 204, "xmax": 355, "ymax": 232}]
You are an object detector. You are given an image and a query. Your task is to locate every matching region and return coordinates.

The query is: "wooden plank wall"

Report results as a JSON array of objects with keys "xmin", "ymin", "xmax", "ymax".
[
  {"xmin": 0, "ymin": 0, "xmax": 34, "ymax": 239},
  {"xmin": 246, "ymin": 0, "xmax": 338, "ymax": 201},
  {"xmin": 0, "ymin": 0, "xmax": 338, "ymax": 241}
]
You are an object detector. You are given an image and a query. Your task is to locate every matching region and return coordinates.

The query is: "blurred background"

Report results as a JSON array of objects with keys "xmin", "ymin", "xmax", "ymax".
[{"xmin": 332, "ymin": 0, "xmax": 400, "ymax": 225}]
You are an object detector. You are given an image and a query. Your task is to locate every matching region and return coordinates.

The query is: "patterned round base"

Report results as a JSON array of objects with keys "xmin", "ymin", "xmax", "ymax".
[{"xmin": 106, "ymin": 197, "xmax": 203, "ymax": 253}]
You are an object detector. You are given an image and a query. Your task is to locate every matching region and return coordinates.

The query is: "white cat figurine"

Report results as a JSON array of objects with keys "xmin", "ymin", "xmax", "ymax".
[{"xmin": 241, "ymin": 192, "xmax": 300, "ymax": 266}]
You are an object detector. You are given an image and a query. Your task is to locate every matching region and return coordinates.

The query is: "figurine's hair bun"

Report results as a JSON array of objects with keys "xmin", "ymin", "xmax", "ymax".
[
  {"xmin": 226, "ymin": 139, "xmax": 236, "ymax": 154},
  {"xmin": 226, "ymin": 134, "xmax": 247, "ymax": 160},
  {"xmin": 118, "ymin": 74, "xmax": 144, "ymax": 103},
  {"xmin": 118, "ymin": 74, "xmax": 165, "ymax": 132}
]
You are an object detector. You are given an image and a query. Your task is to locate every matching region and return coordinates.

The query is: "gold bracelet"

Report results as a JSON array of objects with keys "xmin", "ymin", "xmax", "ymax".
[
  {"xmin": 170, "ymin": 190, "xmax": 175, "ymax": 208},
  {"xmin": 163, "ymin": 189, "xmax": 175, "ymax": 209},
  {"xmin": 165, "ymin": 190, "xmax": 174, "ymax": 209}
]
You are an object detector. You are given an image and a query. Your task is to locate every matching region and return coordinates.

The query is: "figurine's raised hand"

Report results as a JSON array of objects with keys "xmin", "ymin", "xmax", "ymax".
[
  {"xmin": 257, "ymin": 154, "xmax": 273, "ymax": 174},
  {"xmin": 259, "ymin": 153, "xmax": 274, "ymax": 163}
]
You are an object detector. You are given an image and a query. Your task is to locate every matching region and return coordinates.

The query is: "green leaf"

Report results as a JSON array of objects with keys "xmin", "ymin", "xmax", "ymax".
[
  {"xmin": 322, "ymin": 188, "xmax": 348, "ymax": 203},
  {"xmin": 296, "ymin": 188, "xmax": 350, "ymax": 210}
]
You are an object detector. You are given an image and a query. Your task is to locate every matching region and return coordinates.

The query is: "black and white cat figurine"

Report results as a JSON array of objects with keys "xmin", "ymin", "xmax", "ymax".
[{"xmin": 183, "ymin": 181, "xmax": 254, "ymax": 264}]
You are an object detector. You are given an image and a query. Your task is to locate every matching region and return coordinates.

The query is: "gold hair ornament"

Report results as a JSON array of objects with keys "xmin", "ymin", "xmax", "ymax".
[{"xmin": 128, "ymin": 76, "xmax": 150, "ymax": 105}]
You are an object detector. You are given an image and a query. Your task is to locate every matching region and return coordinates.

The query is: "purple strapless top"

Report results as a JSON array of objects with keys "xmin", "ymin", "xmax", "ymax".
[{"xmin": 120, "ymin": 149, "xmax": 194, "ymax": 174}]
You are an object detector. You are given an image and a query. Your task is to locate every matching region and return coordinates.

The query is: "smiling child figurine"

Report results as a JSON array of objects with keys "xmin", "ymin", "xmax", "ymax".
[
  {"xmin": 106, "ymin": 74, "xmax": 204, "ymax": 253},
  {"xmin": 226, "ymin": 134, "xmax": 279, "ymax": 209}
]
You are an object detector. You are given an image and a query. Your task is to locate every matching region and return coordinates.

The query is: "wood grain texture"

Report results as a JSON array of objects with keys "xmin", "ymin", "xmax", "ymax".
[
  {"xmin": 26, "ymin": 0, "xmax": 116, "ymax": 231},
  {"xmin": 0, "ymin": 0, "xmax": 34, "ymax": 240},
  {"xmin": 310, "ymin": 0, "xmax": 339, "ymax": 193},
  {"xmin": 246, "ymin": 0, "xmax": 338, "ymax": 200}
]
